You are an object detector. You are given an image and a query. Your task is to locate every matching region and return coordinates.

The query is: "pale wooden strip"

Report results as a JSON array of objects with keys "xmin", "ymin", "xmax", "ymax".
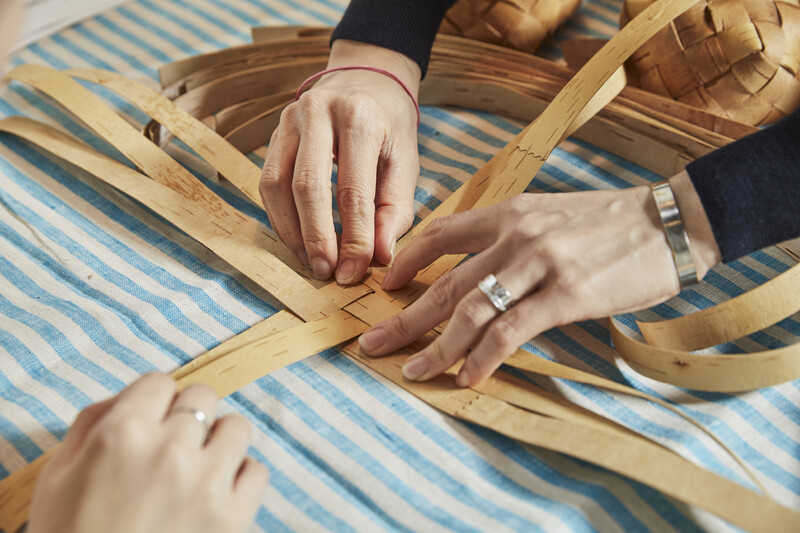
[
  {"xmin": 637, "ymin": 264, "xmax": 800, "ymax": 350},
  {"xmin": 63, "ymin": 67, "xmax": 309, "ymax": 282},
  {"xmin": 3, "ymin": 2, "xmax": 791, "ymax": 525},
  {"xmin": 502, "ymin": 349, "xmax": 767, "ymax": 494},
  {"xmin": 158, "ymin": 34, "xmax": 331, "ymax": 89},
  {"xmin": 215, "ymin": 91, "xmax": 294, "ymax": 136},
  {"xmin": 342, "ymin": 289, "xmax": 796, "ymax": 529},
  {"xmin": 344, "ymin": 347, "xmax": 800, "ymax": 533},
  {"xmin": 0, "ymin": 116, "xmax": 337, "ymax": 321},
  {"xmin": 407, "ymin": 0, "xmax": 800, "ymax": 395},
  {"xmin": 175, "ymin": 308, "xmax": 369, "ymax": 397},
  {"xmin": 225, "ymin": 101, "xmax": 289, "ymax": 155},
  {"xmin": 0, "ymin": 111, "xmax": 776, "ymax": 502},
  {"xmin": 5, "ymin": 64, "xmax": 226, "ymax": 209},
  {"xmin": 67, "ymin": 68, "xmax": 263, "ymax": 205},
  {"xmin": 344, "ymin": 286, "xmax": 768, "ymax": 495},
  {"xmin": 173, "ymin": 281, "xmax": 372, "ymax": 381},
  {"xmin": 609, "ymin": 318, "xmax": 800, "ymax": 392}
]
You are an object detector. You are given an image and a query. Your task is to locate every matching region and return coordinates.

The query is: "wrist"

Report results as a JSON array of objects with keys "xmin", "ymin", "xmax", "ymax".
[
  {"xmin": 665, "ymin": 170, "xmax": 722, "ymax": 279},
  {"xmin": 328, "ymin": 39, "xmax": 421, "ymax": 96}
]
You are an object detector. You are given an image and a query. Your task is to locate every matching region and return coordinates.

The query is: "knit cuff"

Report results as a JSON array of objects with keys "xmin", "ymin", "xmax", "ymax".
[
  {"xmin": 686, "ymin": 109, "xmax": 800, "ymax": 263},
  {"xmin": 331, "ymin": 0, "xmax": 457, "ymax": 77}
]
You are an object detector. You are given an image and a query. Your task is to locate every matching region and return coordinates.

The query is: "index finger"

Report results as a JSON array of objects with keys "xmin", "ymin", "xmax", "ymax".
[
  {"xmin": 359, "ymin": 247, "xmax": 503, "ymax": 357},
  {"xmin": 383, "ymin": 207, "xmax": 501, "ymax": 290}
]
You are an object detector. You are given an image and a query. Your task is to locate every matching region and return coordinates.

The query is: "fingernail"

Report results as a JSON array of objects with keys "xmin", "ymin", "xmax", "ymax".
[
  {"xmin": 336, "ymin": 259, "xmax": 357, "ymax": 285},
  {"xmin": 358, "ymin": 328, "xmax": 386, "ymax": 354},
  {"xmin": 311, "ymin": 257, "xmax": 332, "ymax": 280},
  {"xmin": 296, "ymin": 248, "xmax": 310, "ymax": 268},
  {"xmin": 455, "ymin": 367, "xmax": 471, "ymax": 388},
  {"xmin": 402, "ymin": 356, "xmax": 429, "ymax": 381}
]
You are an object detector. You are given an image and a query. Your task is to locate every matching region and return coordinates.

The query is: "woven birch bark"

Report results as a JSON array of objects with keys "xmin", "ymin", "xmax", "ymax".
[
  {"xmin": 441, "ymin": 0, "xmax": 582, "ymax": 54},
  {"xmin": 621, "ymin": 0, "xmax": 800, "ymax": 125}
]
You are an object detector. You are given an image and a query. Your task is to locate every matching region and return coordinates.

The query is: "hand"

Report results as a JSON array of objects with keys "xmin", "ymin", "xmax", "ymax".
[
  {"xmin": 358, "ymin": 173, "xmax": 722, "ymax": 387},
  {"xmin": 27, "ymin": 374, "xmax": 268, "ymax": 533},
  {"xmin": 260, "ymin": 39, "xmax": 421, "ymax": 284}
]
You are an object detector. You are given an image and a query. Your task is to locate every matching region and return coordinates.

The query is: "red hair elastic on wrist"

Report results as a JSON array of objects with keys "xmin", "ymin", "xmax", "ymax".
[{"xmin": 295, "ymin": 66, "xmax": 421, "ymax": 127}]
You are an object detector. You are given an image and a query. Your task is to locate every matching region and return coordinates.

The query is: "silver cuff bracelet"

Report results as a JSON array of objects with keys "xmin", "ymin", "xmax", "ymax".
[{"xmin": 650, "ymin": 181, "xmax": 698, "ymax": 289}]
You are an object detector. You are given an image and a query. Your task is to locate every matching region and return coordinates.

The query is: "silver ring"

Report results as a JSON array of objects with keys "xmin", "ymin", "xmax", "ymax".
[
  {"xmin": 478, "ymin": 274, "xmax": 515, "ymax": 312},
  {"xmin": 169, "ymin": 406, "xmax": 210, "ymax": 432}
]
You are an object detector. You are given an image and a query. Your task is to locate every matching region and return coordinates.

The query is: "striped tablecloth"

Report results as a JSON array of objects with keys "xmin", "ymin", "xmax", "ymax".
[{"xmin": 1, "ymin": 1, "xmax": 798, "ymax": 531}]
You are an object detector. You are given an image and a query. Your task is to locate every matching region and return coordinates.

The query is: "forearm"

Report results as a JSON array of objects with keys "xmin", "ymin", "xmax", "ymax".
[{"xmin": 331, "ymin": 0, "xmax": 458, "ymax": 77}]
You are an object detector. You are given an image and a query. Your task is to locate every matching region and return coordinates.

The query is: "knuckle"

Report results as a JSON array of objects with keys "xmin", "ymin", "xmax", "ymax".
[
  {"xmin": 259, "ymin": 161, "xmax": 283, "ymax": 190},
  {"xmin": 486, "ymin": 320, "xmax": 518, "ymax": 352},
  {"xmin": 505, "ymin": 220, "xmax": 538, "ymax": 243},
  {"xmin": 428, "ymin": 341, "xmax": 451, "ymax": 366},
  {"xmin": 296, "ymin": 91, "xmax": 327, "ymax": 117},
  {"xmin": 94, "ymin": 416, "xmax": 143, "ymax": 452},
  {"xmin": 529, "ymin": 233, "xmax": 567, "ymax": 265},
  {"xmin": 302, "ymin": 235, "xmax": 329, "ymax": 256},
  {"xmin": 292, "ymin": 171, "xmax": 324, "ymax": 201},
  {"xmin": 338, "ymin": 98, "xmax": 383, "ymax": 133},
  {"xmin": 279, "ymin": 102, "xmax": 297, "ymax": 123},
  {"xmin": 554, "ymin": 268, "xmax": 588, "ymax": 303},
  {"xmin": 337, "ymin": 185, "xmax": 372, "ymax": 217},
  {"xmin": 539, "ymin": 232, "xmax": 567, "ymax": 257},
  {"xmin": 423, "ymin": 216, "xmax": 452, "ymax": 242},
  {"xmin": 427, "ymin": 272, "xmax": 457, "ymax": 309},
  {"xmin": 279, "ymin": 226, "xmax": 302, "ymax": 246},
  {"xmin": 339, "ymin": 240, "xmax": 372, "ymax": 261},
  {"xmin": 388, "ymin": 311, "xmax": 417, "ymax": 340},
  {"xmin": 452, "ymin": 297, "xmax": 487, "ymax": 330},
  {"xmin": 140, "ymin": 372, "xmax": 175, "ymax": 391},
  {"xmin": 507, "ymin": 195, "xmax": 529, "ymax": 215},
  {"xmin": 182, "ymin": 383, "xmax": 216, "ymax": 403}
]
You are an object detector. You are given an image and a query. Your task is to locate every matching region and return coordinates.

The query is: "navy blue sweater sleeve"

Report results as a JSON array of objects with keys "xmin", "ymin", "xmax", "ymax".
[
  {"xmin": 332, "ymin": 3, "xmax": 799, "ymax": 263},
  {"xmin": 331, "ymin": 0, "xmax": 457, "ymax": 77},
  {"xmin": 687, "ymin": 109, "xmax": 800, "ymax": 262}
]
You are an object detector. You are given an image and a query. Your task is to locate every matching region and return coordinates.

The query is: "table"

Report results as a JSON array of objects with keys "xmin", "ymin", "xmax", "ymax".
[{"xmin": 1, "ymin": 0, "xmax": 798, "ymax": 531}]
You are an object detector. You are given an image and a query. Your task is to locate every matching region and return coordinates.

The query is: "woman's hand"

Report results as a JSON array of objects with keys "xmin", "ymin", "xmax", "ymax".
[
  {"xmin": 260, "ymin": 39, "xmax": 421, "ymax": 284},
  {"xmin": 27, "ymin": 374, "xmax": 268, "ymax": 533},
  {"xmin": 358, "ymin": 173, "xmax": 722, "ymax": 387}
]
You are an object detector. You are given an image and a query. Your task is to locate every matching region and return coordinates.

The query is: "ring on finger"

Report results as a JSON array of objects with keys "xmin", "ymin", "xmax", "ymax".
[
  {"xmin": 168, "ymin": 406, "xmax": 211, "ymax": 433},
  {"xmin": 478, "ymin": 274, "xmax": 516, "ymax": 313}
]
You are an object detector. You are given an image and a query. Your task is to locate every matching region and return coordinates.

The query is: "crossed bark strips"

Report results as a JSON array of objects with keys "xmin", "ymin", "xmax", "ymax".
[{"xmin": 1, "ymin": 0, "xmax": 800, "ymax": 530}]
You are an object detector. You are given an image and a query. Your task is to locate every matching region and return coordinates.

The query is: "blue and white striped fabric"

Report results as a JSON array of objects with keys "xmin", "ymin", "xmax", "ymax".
[{"xmin": 1, "ymin": 1, "xmax": 799, "ymax": 531}]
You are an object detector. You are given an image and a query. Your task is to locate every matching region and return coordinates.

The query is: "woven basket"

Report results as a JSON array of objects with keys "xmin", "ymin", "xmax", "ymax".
[
  {"xmin": 621, "ymin": 0, "xmax": 800, "ymax": 126},
  {"xmin": 441, "ymin": 0, "xmax": 582, "ymax": 54}
]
